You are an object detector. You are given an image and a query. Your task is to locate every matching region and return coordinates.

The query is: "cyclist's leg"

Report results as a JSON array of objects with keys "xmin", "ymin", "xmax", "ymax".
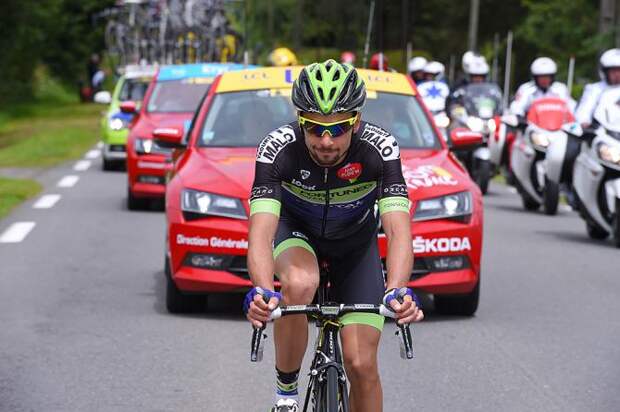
[
  {"xmin": 329, "ymin": 236, "xmax": 385, "ymax": 411},
  {"xmin": 273, "ymin": 224, "xmax": 319, "ymax": 374}
]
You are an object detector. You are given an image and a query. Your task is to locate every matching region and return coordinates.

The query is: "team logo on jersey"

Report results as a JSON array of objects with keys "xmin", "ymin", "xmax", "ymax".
[
  {"xmin": 360, "ymin": 124, "xmax": 399, "ymax": 161},
  {"xmin": 256, "ymin": 126, "xmax": 296, "ymax": 164},
  {"xmin": 300, "ymin": 169, "xmax": 311, "ymax": 180},
  {"xmin": 337, "ymin": 162, "xmax": 362, "ymax": 183}
]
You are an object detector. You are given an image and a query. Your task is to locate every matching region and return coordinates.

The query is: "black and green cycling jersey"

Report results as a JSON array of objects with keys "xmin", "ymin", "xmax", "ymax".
[{"xmin": 250, "ymin": 121, "xmax": 410, "ymax": 240}]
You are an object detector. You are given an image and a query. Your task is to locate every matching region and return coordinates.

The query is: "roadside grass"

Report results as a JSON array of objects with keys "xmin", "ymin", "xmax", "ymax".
[
  {"xmin": 0, "ymin": 103, "xmax": 101, "ymax": 168},
  {"xmin": 0, "ymin": 177, "xmax": 42, "ymax": 219}
]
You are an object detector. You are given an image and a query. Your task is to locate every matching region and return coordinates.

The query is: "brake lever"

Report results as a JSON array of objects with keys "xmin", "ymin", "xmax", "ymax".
[
  {"xmin": 250, "ymin": 289, "xmax": 271, "ymax": 362},
  {"xmin": 394, "ymin": 288, "xmax": 415, "ymax": 360}
]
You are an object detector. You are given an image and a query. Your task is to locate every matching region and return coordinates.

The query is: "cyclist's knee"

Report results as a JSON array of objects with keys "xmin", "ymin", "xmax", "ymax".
[
  {"xmin": 344, "ymin": 353, "xmax": 379, "ymax": 385},
  {"xmin": 280, "ymin": 268, "xmax": 319, "ymax": 304}
]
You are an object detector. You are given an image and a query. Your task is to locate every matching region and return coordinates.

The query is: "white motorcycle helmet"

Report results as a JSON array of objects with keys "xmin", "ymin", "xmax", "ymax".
[
  {"xmin": 599, "ymin": 48, "xmax": 620, "ymax": 83},
  {"xmin": 408, "ymin": 56, "xmax": 428, "ymax": 74},
  {"xmin": 424, "ymin": 61, "xmax": 445, "ymax": 78},
  {"xmin": 468, "ymin": 57, "xmax": 489, "ymax": 76},
  {"xmin": 530, "ymin": 57, "xmax": 557, "ymax": 76}
]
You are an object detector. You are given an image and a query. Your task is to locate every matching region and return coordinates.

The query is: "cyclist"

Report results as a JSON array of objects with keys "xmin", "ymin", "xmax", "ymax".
[
  {"xmin": 269, "ymin": 47, "xmax": 299, "ymax": 67},
  {"xmin": 245, "ymin": 60, "xmax": 424, "ymax": 412},
  {"xmin": 576, "ymin": 48, "xmax": 620, "ymax": 127}
]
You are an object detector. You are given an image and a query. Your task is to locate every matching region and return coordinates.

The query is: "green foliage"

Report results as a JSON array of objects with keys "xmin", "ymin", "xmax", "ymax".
[{"xmin": 0, "ymin": 177, "xmax": 42, "ymax": 219}]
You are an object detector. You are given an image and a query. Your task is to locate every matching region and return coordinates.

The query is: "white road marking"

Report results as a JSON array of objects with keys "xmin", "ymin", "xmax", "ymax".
[
  {"xmin": 96, "ymin": 141, "xmax": 104, "ymax": 149},
  {"xmin": 560, "ymin": 204, "xmax": 573, "ymax": 213},
  {"xmin": 33, "ymin": 194, "xmax": 61, "ymax": 209},
  {"xmin": 85, "ymin": 150, "xmax": 101, "ymax": 159},
  {"xmin": 73, "ymin": 160, "xmax": 91, "ymax": 171},
  {"xmin": 0, "ymin": 222, "xmax": 36, "ymax": 243},
  {"xmin": 57, "ymin": 175, "xmax": 79, "ymax": 188},
  {"xmin": 507, "ymin": 187, "xmax": 518, "ymax": 194}
]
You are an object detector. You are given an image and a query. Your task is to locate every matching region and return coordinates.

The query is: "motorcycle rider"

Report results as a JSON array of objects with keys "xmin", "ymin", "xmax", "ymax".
[
  {"xmin": 423, "ymin": 61, "xmax": 447, "ymax": 83},
  {"xmin": 408, "ymin": 56, "xmax": 428, "ymax": 84},
  {"xmin": 447, "ymin": 57, "xmax": 494, "ymax": 109},
  {"xmin": 509, "ymin": 57, "xmax": 576, "ymax": 118},
  {"xmin": 575, "ymin": 48, "xmax": 620, "ymax": 128},
  {"xmin": 369, "ymin": 52, "xmax": 389, "ymax": 71}
]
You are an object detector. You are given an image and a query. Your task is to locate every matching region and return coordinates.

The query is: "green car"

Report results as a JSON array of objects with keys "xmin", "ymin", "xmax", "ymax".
[{"xmin": 95, "ymin": 65, "xmax": 156, "ymax": 170}]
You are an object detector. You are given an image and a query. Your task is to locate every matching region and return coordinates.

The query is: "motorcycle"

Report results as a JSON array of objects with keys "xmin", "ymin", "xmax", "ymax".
[
  {"xmin": 505, "ymin": 97, "xmax": 576, "ymax": 214},
  {"xmin": 572, "ymin": 87, "xmax": 620, "ymax": 246},
  {"xmin": 448, "ymin": 83, "xmax": 502, "ymax": 194}
]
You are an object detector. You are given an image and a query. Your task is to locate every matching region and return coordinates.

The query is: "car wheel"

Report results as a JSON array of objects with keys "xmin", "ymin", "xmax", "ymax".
[
  {"xmin": 521, "ymin": 194, "xmax": 539, "ymax": 211},
  {"xmin": 543, "ymin": 178, "xmax": 559, "ymax": 215},
  {"xmin": 165, "ymin": 257, "xmax": 204, "ymax": 313},
  {"xmin": 127, "ymin": 188, "xmax": 147, "ymax": 210},
  {"xmin": 102, "ymin": 157, "xmax": 115, "ymax": 171},
  {"xmin": 476, "ymin": 160, "xmax": 491, "ymax": 195},
  {"xmin": 586, "ymin": 222, "xmax": 608, "ymax": 240},
  {"xmin": 434, "ymin": 280, "xmax": 480, "ymax": 316}
]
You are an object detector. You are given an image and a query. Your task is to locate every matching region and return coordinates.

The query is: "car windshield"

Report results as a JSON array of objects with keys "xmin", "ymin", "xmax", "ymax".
[
  {"xmin": 147, "ymin": 79, "xmax": 211, "ymax": 113},
  {"xmin": 199, "ymin": 90, "xmax": 440, "ymax": 149},
  {"xmin": 461, "ymin": 83, "xmax": 503, "ymax": 119},
  {"xmin": 119, "ymin": 78, "xmax": 150, "ymax": 102}
]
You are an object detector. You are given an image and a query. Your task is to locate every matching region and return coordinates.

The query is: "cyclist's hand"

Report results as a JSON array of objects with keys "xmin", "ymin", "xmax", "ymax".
[
  {"xmin": 243, "ymin": 287, "xmax": 281, "ymax": 328},
  {"xmin": 384, "ymin": 287, "xmax": 424, "ymax": 325}
]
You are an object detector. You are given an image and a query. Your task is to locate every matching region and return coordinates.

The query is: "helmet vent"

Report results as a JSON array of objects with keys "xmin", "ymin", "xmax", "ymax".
[
  {"xmin": 316, "ymin": 71, "xmax": 322, "ymax": 81},
  {"xmin": 329, "ymin": 87, "xmax": 336, "ymax": 100},
  {"xmin": 317, "ymin": 88, "xmax": 325, "ymax": 100},
  {"xmin": 333, "ymin": 70, "xmax": 340, "ymax": 81}
]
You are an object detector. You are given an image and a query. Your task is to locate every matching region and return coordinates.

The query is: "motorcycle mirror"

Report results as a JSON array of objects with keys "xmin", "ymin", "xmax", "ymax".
[
  {"xmin": 561, "ymin": 122, "xmax": 583, "ymax": 137},
  {"xmin": 501, "ymin": 114, "xmax": 518, "ymax": 128},
  {"xmin": 93, "ymin": 91, "xmax": 112, "ymax": 105}
]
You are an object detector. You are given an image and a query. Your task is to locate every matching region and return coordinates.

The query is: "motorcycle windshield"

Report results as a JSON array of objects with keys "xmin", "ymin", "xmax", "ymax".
[
  {"xmin": 461, "ymin": 83, "xmax": 503, "ymax": 119},
  {"xmin": 593, "ymin": 87, "xmax": 620, "ymax": 134},
  {"xmin": 526, "ymin": 97, "xmax": 574, "ymax": 131}
]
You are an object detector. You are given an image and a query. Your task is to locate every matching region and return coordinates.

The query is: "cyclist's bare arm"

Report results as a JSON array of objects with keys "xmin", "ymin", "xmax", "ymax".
[
  {"xmin": 247, "ymin": 212, "xmax": 280, "ymax": 327},
  {"xmin": 381, "ymin": 211, "xmax": 423, "ymax": 323}
]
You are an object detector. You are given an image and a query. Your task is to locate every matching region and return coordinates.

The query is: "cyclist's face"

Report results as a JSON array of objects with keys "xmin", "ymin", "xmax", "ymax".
[{"xmin": 301, "ymin": 112, "xmax": 360, "ymax": 167}]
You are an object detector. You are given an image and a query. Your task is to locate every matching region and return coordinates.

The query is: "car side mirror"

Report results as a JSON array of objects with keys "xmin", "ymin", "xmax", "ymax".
[
  {"xmin": 449, "ymin": 128, "xmax": 483, "ymax": 149},
  {"xmin": 93, "ymin": 91, "xmax": 112, "ymax": 105},
  {"xmin": 120, "ymin": 101, "xmax": 137, "ymax": 114},
  {"xmin": 153, "ymin": 127, "xmax": 185, "ymax": 148}
]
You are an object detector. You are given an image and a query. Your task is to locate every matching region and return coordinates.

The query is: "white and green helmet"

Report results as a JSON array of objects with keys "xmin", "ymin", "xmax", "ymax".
[{"xmin": 292, "ymin": 59, "xmax": 366, "ymax": 114}]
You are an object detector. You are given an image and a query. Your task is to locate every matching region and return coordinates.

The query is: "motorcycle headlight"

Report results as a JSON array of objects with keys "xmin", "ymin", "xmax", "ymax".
[
  {"xmin": 434, "ymin": 113, "xmax": 450, "ymax": 129},
  {"xmin": 597, "ymin": 143, "xmax": 620, "ymax": 166},
  {"xmin": 487, "ymin": 119, "xmax": 496, "ymax": 133},
  {"xmin": 413, "ymin": 191, "xmax": 472, "ymax": 222},
  {"xmin": 530, "ymin": 132, "xmax": 551, "ymax": 149},
  {"xmin": 181, "ymin": 189, "xmax": 247, "ymax": 220},
  {"xmin": 109, "ymin": 117, "xmax": 126, "ymax": 131},
  {"xmin": 466, "ymin": 117, "xmax": 485, "ymax": 133}
]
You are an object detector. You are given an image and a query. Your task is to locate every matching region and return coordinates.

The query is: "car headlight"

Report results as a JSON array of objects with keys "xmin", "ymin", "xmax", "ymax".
[
  {"xmin": 181, "ymin": 189, "xmax": 247, "ymax": 220},
  {"xmin": 413, "ymin": 191, "xmax": 472, "ymax": 222},
  {"xmin": 466, "ymin": 116, "xmax": 485, "ymax": 133},
  {"xmin": 134, "ymin": 138, "xmax": 154, "ymax": 154},
  {"xmin": 434, "ymin": 113, "xmax": 450, "ymax": 129},
  {"xmin": 598, "ymin": 143, "xmax": 620, "ymax": 166},
  {"xmin": 109, "ymin": 117, "xmax": 126, "ymax": 131},
  {"xmin": 530, "ymin": 132, "xmax": 551, "ymax": 149}
]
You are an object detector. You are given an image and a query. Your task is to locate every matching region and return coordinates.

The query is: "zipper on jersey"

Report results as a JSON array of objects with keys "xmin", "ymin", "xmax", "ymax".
[{"xmin": 321, "ymin": 167, "xmax": 330, "ymax": 237}]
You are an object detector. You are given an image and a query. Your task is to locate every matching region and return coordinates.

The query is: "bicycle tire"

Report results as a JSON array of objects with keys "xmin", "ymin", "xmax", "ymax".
[{"xmin": 326, "ymin": 367, "xmax": 340, "ymax": 411}]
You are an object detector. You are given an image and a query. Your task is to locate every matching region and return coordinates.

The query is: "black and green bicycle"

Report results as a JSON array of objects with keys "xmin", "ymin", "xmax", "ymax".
[{"xmin": 249, "ymin": 279, "xmax": 415, "ymax": 412}]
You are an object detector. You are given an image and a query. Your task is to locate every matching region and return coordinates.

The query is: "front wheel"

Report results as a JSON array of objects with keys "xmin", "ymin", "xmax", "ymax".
[
  {"xmin": 475, "ymin": 159, "xmax": 492, "ymax": 195},
  {"xmin": 543, "ymin": 178, "xmax": 559, "ymax": 215},
  {"xmin": 434, "ymin": 279, "xmax": 480, "ymax": 316},
  {"xmin": 613, "ymin": 201, "xmax": 620, "ymax": 248},
  {"xmin": 325, "ymin": 367, "xmax": 340, "ymax": 412},
  {"xmin": 586, "ymin": 222, "xmax": 609, "ymax": 240}
]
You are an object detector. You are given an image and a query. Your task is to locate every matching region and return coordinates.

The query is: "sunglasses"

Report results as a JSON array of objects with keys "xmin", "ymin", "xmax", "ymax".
[{"xmin": 298, "ymin": 114, "xmax": 358, "ymax": 138}]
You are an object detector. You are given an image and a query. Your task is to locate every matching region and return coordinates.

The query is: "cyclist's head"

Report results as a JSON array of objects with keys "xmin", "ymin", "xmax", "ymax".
[
  {"xmin": 269, "ymin": 47, "xmax": 298, "ymax": 67},
  {"xmin": 292, "ymin": 60, "xmax": 366, "ymax": 166}
]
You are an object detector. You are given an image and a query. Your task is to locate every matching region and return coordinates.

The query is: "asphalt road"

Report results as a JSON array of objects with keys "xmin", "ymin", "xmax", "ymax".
[{"xmin": 1, "ymin": 148, "xmax": 619, "ymax": 412}]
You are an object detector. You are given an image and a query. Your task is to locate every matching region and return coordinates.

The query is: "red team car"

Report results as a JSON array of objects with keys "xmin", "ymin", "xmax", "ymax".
[
  {"xmin": 124, "ymin": 63, "xmax": 250, "ymax": 209},
  {"xmin": 159, "ymin": 67, "xmax": 484, "ymax": 315}
]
